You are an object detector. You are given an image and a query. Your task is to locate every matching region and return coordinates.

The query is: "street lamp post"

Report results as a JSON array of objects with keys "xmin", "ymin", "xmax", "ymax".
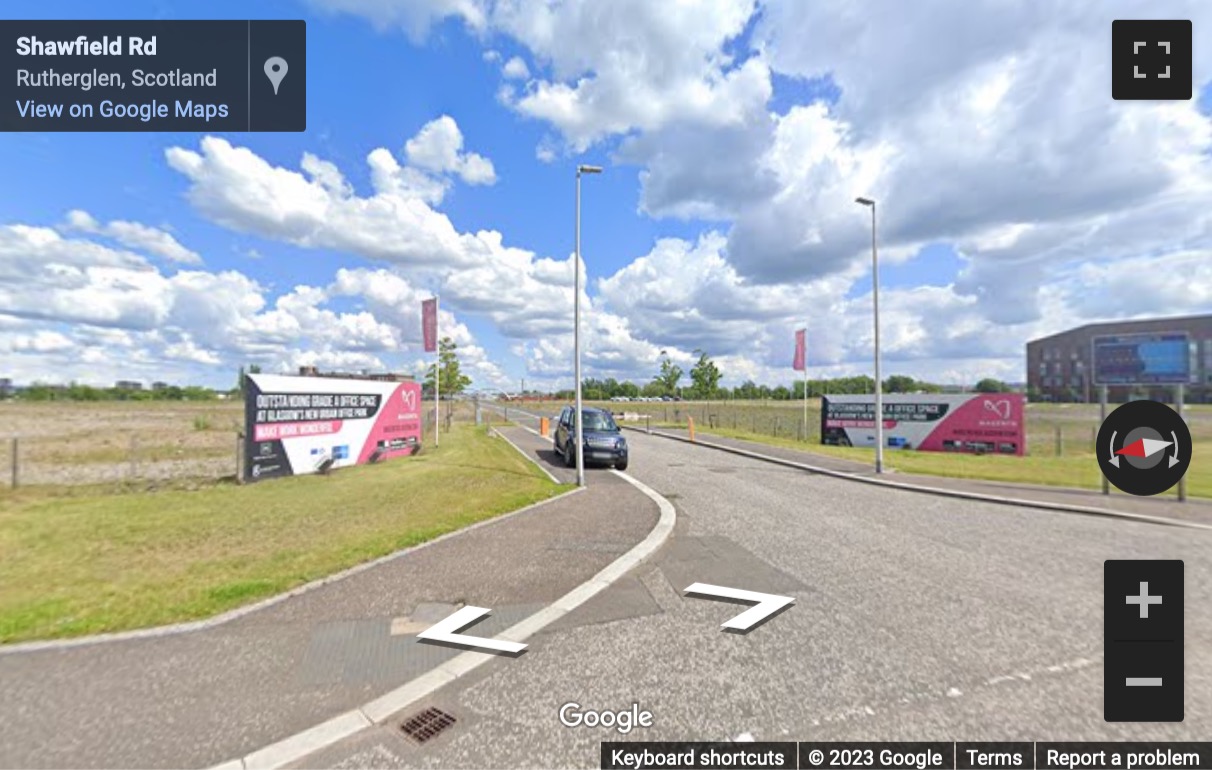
[
  {"xmin": 855, "ymin": 196, "xmax": 884, "ymax": 474},
  {"xmin": 575, "ymin": 164, "xmax": 603, "ymax": 487}
]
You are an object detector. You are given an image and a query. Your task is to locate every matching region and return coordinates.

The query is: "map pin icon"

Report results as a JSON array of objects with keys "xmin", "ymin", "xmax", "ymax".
[{"xmin": 264, "ymin": 57, "xmax": 288, "ymax": 95}]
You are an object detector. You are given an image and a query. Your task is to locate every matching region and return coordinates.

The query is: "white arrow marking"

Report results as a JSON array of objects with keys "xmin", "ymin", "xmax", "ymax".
[
  {"xmin": 1108, "ymin": 430, "xmax": 1120, "ymax": 468},
  {"xmin": 415, "ymin": 606, "xmax": 527, "ymax": 654},
  {"xmin": 1169, "ymin": 430, "xmax": 1181, "ymax": 468},
  {"xmin": 684, "ymin": 583, "xmax": 795, "ymax": 632}
]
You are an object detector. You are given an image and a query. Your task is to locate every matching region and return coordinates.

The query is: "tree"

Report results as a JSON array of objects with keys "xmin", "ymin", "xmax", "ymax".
[
  {"xmin": 734, "ymin": 380, "xmax": 760, "ymax": 400},
  {"xmin": 975, "ymin": 377, "xmax": 1009, "ymax": 393},
  {"xmin": 689, "ymin": 349, "xmax": 722, "ymax": 399},
  {"xmin": 652, "ymin": 350, "xmax": 683, "ymax": 396},
  {"xmin": 426, "ymin": 337, "xmax": 472, "ymax": 396},
  {"xmin": 884, "ymin": 374, "xmax": 917, "ymax": 393}
]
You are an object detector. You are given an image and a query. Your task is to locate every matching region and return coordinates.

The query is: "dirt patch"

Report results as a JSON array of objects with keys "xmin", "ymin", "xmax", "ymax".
[{"xmin": 0, "ymin": 401, "xmax": 244, "ymax": 487}]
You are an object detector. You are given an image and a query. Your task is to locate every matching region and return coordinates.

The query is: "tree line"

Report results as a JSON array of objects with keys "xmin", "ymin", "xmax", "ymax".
[
  {"xmin": 551, "ymin": 349, "xmax": 1012, "ymax": 401},
  {"xmin": 8, "ymin": 342, "xmax": 1014, "ymax": 403},
  {"xmin": 13, "ymin": 383, "xmax": 220, "ymax": 402}
]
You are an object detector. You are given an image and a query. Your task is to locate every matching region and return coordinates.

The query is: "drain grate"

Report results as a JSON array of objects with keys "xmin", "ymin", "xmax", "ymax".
[{"xmin": 399, "ymin": 707, "xmax": 457, "ymax": 744}]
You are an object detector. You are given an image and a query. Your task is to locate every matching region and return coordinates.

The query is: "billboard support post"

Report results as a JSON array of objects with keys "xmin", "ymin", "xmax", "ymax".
[
  {"xmin": 803, "ymin": 365, "xmax": 808, "ymax": 442},
  {"xmin": 1100, "ymin": 385, "xmax": 1109, "ymax": 496},
  {"xmin": 434, "ymin": 295, "xmax": 440, "ymax": 449},
  {"xmin": 794, "ymin": 327, "xmax": 808, "ymax": 442},
  {"xmin": 1177, "ymin": 383, "xmax": 1186, "ymax": 502}
]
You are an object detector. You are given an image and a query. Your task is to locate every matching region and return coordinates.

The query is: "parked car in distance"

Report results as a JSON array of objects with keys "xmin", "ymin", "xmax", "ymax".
[{"xmin": 553, "ymin": 406, "xmax": 628, "ymax": 471}]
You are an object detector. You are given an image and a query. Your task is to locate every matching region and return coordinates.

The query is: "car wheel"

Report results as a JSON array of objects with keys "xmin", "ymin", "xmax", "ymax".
[
  {"xmin": 615, "ymin": 459, "xmax": 628, "ymax": 471},
  {"xmin": 563, "ymin": 442, "xmax": 576, "ymax": 467}
]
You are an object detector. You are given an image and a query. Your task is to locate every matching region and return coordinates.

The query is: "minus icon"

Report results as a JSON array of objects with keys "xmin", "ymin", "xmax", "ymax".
[{"xmin": 1126, "ymin": 677, "xmax": 1163, "ymax": 686}]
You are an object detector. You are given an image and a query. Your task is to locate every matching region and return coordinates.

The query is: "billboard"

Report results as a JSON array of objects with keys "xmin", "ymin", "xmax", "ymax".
[
  {"xmin": 821, "ymin": 393, "xmax": 1026, "ymax": 456},
  {"xmin": 1092, "ymin": 332, "xmax": 1191, "ymax": 386},
  {"xmin": 243, "ymin": 373, "xmax": 423, "ymax": 482}
]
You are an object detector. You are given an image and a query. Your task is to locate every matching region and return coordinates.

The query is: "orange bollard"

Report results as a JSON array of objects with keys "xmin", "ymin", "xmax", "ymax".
[
  {"xmin": 687, "ymin": 416, "xmax": 696, "ymax": 442},
  {"xmin": 539, "ymin": 417, "xmax": 550, "ymax": 437}
]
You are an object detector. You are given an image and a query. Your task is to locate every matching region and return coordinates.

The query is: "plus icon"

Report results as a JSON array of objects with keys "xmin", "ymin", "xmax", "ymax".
[
  {"xmin": 1126, "ymin": 581, "xmax": 1163, "ymax": 618},
  {"xmin": 1112, "ymin": 20, "xmax": 1192, "ymax": 100}
]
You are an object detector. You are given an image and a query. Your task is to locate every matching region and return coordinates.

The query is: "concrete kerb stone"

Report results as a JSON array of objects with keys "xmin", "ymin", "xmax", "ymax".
[
  {"xmin": 627, "ymin": 426, "xmax": 1212, "ymax": 533},
  {"xmin": 0, "ymin": 482, "xmax": 586, "ymax": 657},
  {"xmin": 489, "ymin": 425, "xmax": 562, "ymax": 485},
  {"xmin": 211, "ymin": 466, "xmax": 677, "ymax": 770}
]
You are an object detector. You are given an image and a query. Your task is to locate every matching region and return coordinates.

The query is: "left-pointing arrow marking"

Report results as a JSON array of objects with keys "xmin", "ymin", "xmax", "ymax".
[
  {"xmin": 415, "ymin": 606, "xmax": 527, "ymax": 655},
  {"xmin": 684, "ymin": 583, "xmax": 795, "ymax": 633}
]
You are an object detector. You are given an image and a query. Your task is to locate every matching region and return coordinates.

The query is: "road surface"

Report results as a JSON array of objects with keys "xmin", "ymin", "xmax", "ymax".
[{"xmin": 295, "ymin": 427, "xmax": 1211, "ymax": 768}]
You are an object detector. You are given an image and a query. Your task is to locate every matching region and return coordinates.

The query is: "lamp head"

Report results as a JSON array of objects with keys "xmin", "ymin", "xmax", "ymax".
[
  {"xmin": 578, "ymin": 164, "xmax": 604, "ymax": 174},
  {"xmin": 855, "ymin": 196, "xmax": 874, "ymax": 206}
]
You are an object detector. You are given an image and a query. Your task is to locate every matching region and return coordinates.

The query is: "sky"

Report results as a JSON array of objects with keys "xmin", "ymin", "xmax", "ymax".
[{"xmin": 3, "ymin": 0, "xmax": 1212, "ymax": 393}]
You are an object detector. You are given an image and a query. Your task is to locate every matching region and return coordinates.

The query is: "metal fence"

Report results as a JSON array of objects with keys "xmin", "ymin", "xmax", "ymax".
[{"xmin": 1, "ymin": 401, "xmax": 481, "ymax": 489}]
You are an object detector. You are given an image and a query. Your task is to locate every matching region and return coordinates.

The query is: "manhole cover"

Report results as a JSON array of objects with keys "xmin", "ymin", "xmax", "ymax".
[{"xmin": 400, "ymin": 707, "xmax": 457, "ymax": 744}]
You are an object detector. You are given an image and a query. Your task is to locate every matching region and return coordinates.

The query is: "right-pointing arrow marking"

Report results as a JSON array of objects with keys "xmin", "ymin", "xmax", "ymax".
[
  {"xmin": 684, "ymin": 583, "xmax": 795, "ymax": 633},
  {"xmin": 416, "ymin": 605, "xmax": 527, "ymax": 655}
]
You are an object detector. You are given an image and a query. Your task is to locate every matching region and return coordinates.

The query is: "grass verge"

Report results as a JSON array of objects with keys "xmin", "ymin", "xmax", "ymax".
[
  {"xmin": 0, "ymin": 423, "xmax": 563, "ymax": 643},
  {"xmin": 655, "ymin": 424, "xmax": 1211, "ymax": 500}
]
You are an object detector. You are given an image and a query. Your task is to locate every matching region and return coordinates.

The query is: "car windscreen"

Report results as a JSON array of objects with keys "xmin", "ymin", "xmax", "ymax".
[{"xmin": 581, "ymin": 411, "xmax": 619, "ymax": 432}]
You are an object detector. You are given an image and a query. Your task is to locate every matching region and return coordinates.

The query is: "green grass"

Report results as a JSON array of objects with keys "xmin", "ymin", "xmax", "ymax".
[
  {"xmin": 0, "ymin": 424, "xmax": 562, "ymax": 643},
  {"xmin": 592, "ymin": 399, "xmax": 1212, "ymax": 500},
  {"xmin": 660, "ymin": 418, "xmax": 1212, "ymax": 499}
]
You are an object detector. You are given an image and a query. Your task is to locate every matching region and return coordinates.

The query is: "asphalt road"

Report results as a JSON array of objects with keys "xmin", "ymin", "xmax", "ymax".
[
  {"xmin": 297, "ymin": 427, "xmax": 1212, "ymax": 768},
  {"xmin": 0, "ymin": 441, "xmax": 657, "ymax": 770}
]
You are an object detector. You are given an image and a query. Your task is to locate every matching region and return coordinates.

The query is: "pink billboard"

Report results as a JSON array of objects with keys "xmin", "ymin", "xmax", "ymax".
[
  {"xmin": 821, "ymin": 393, "xmax": 1026, "ymax": 456},
  {"xmin": 243, "ymin": 373, "xmax": 423, "ymax": 482}
]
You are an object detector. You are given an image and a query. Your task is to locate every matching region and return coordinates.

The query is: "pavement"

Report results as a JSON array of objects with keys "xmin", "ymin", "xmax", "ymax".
[
  {"xmin": 290, "ymin": 427, "xmax": 1212, "ymax": 769},
  {"xmin": 5, "ymin": 412, "xmax": 1210, "ymax": 769},
  {"xmin": 0, "ymin": 426, "xmax": 659, "ymax": 769}
]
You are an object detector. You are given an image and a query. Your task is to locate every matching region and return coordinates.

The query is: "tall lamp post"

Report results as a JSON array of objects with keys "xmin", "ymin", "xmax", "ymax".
[
  {"xmin": 855, "ymin": 196, "xmax": 884, "ymax": 474},
  {"xmin": 575, "ymin": 164, "xmax": 603, "ymax": 487}
]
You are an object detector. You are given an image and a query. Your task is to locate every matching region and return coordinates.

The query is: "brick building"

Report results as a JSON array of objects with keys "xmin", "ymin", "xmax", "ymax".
[
  {"xmin": 1026, "ymin": 314, "xmax": 1212, "ymax": 403},
  {"xmin": 295, "ymin": 366, "xmax": 414, "ymax": 383}
]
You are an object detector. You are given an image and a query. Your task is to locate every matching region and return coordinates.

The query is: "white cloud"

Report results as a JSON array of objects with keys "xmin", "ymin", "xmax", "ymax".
[
  {"xmin": 16, "ymin": 0, "xmax": 1212, "ymax": 390},
  {"xmin": 0, "ymin": 222, "xmax": 518, "ymax": 390},
  {"xmin": 63, "ymin": 209, "xmax": 202, "ymax": 264},
  {"xmin": 502, "ymin": 56, "xmax": 529, "ymax": 80},
  {"xmin": 306, "ymin": 0, "xmax": 488, "ymax": 41},
  {"xmin": 404, "ymin": 115, "xmax": 498, "ymax": 185}
]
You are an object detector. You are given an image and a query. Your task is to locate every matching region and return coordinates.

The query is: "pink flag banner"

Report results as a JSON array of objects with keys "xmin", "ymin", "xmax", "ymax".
[{"xmin": 422, "ymin": 298, "xmax": 438, "ymax": 353}]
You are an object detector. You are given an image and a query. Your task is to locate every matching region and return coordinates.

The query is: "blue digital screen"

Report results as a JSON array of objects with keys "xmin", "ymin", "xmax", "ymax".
[{"xmin": 1092, "ymin": 333, "xmax": 1190, "ymax": 385}]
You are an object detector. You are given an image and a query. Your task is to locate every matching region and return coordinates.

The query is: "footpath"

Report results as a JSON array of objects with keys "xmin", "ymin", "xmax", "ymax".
[
  {"xmin": 0, "ymin": 427, "xmax": 660, "ymax": 769},
  {"xmin": 636, "ymin": 426, "xmax": 1212, "ymax": 527}
]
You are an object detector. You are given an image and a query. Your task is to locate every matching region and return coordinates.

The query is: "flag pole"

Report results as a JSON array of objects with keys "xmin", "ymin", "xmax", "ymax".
[
  {"xmin": 434, "ymin": 294, "xmax": 440, "ymax": 448},
  {"xmin": 802, "ymin": 328, "xmax": 808, "ymax": 441}
]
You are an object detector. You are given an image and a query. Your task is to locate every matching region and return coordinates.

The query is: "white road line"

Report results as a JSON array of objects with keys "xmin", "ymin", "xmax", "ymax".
[{"xmin": 208, "ymin": 468, "xmax": 676, "ymax": 770}]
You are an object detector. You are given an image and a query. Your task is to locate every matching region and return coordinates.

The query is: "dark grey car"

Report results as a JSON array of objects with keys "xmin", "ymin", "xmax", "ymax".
[{"xmin": 553, "ymin": 406, "xmax": 628, "ymax": 471}]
